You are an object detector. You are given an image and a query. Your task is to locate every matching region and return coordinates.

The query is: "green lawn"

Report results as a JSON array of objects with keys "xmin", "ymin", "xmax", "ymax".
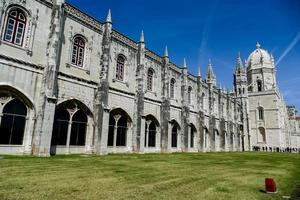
[{"xmin": 0, "ymin": 152, "xmax": 300, "ymax": 200}]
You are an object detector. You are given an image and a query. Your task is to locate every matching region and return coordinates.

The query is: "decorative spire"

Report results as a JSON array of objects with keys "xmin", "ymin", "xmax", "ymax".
[
  {"xmin": 197, "ymin": 66, "xmax": 201, "ymax": 77},
  {"xmin": 235, "ymin": 52, "xmax": 244, "ymax": 74},
  {"xmin": 256, "ymin": 42, "xmax": 261, "ymax": 49},
  {"xmin": 139, "ymin": 30, "xmax": 144, "ymax": 43},
  {"xmin": 164, "ymin": 46, "xmax": 169, "ymax": 58},
  {"xmin": 206, "ymin": 58, "xmax": 216, "ymax": 80},
  {"xmin": 106, "ymin": 9, "xmax": 112, "ymax": 23},
  {"xmin": 183, "ymin": 58, "xmax": 187, "ymax": 69}
]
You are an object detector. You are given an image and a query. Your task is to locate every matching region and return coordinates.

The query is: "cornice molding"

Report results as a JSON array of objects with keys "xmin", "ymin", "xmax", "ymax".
[
  {"xmin": 64, "ymin": 3, "xmax": 103, "ymax": 34},
  {"xmin": 111, "ymin": 30, "xmax": 138, "ymax": 50}
]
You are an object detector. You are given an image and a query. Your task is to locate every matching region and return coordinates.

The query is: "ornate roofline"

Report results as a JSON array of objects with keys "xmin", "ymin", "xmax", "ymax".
[
  {"xmin": 64, "ymin": 3, "xmax": 103, "ymax": 34},
  {"xmin": 111, "ymin": 30, "xmax": 138, "ymax": 50}
]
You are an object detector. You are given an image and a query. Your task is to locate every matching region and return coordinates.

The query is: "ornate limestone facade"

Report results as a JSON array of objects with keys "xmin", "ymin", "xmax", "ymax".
[{"xmin": 0, "ymin": 0, "xmax": 298, "ymax": 156}]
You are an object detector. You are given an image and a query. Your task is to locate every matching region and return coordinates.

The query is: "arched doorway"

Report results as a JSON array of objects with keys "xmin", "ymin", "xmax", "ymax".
[
  {"xmin": 51, "ymin": 100, "xmax": 92, "ymax": 155},
  {"xmin": 171, "ymin": 120, "xmax": 180, "ymax": 149},
  {"xmin": 107, "ymin": 108, "xmax": 132, "ymax": 148},
  {"xmin": 145, "ymin": 115, "xmax": 159, "ymax": 148},
  {"xmin": 0, "ymin": 98, "xmax": 27, "ymax": 145},
  {"xmin": 189, "ymin": 124, "xmax": 197, "ymax": 149}
]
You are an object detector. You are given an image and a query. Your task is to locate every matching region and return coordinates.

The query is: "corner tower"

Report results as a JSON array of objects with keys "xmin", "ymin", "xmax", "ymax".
[{"xmin": 247, "ymin": 43, "xmax": 289, "ymax": 150}]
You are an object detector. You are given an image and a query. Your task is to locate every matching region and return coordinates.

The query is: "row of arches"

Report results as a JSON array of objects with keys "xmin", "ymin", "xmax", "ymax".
[{"xmin": 0, "ymin": 86, "xmax": 243, "ymax": 154}]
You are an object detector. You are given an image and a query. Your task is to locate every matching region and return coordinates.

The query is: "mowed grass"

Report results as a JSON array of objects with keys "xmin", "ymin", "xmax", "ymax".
[{"xmin": 0, "ymin": 152, "xmax": 300, "ymax": 200}]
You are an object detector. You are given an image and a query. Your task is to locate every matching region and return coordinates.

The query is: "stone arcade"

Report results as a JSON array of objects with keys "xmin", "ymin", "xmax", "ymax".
[{"xmin": 0, "ymin": 0, "xmax": 299, "ymax": 156}]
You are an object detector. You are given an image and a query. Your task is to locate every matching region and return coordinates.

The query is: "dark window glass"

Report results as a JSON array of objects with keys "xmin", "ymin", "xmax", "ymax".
[
  {"xmin": 148, "ymin": 122, "xmax": 156, "ymax": 147},
  {"xmin": 51, "ymin": 107, "xmax": 70, "ymax": 145},
  {"xmin": 0, "ymin": 98, "xmax": 27, "ymax": 145},
  {"xmin": 70, "ymin": 110, "xmax": 87, "ymax": 146},
  {"xmin": 107, "ymin": 114, "xmax": 115, "ymax": 146},
  {"xmin": 116, "ymin": 116, "xmax": 127, "ymax": 146},
  {"xmin": 171, "ymin": 125, "xmax": 177, "ymax": 148}
]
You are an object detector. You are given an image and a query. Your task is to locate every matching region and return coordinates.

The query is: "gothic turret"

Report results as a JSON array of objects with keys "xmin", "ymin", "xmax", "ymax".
[
  {"xmin": 234, "ymin": 53, "xmax": 247, "ymax": 97},
  {"xmin": 205, "ymin": 59, "xmax": 216, "ymax": 86}
]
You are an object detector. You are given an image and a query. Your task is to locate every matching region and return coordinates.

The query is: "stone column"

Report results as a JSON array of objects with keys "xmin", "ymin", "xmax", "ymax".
[
  {"xmin": 85, "ymin": 118, "xmax": 94, "ymax": 154},
  {"xmin": 203, "ymin": 128, "xmax": 206, "ymax": 152},
  {"xmin": 113, "ymin": 115, "xmax": 121, "ymax": 149},
  {"xmin": 66, "ymin": 120, "xmax": 72, "ymax": 155},
  {"xmin": 145, "ymin": 121, "xmax": 151, "ymax": 149}
]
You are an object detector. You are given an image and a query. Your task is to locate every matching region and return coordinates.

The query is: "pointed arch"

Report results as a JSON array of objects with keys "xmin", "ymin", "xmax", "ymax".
[
  {"xmin": 0, "ymin": 85, "xmax": 34, "ymax": 146},
  {"xmin": 144, "ymin": 114, "xmax": 160, "ymax": 148},
  {"xmin": 170, "ymin": 119, "xmax": 180, "ymax": 148},
  {"xmin": 189, "ymin": 123, "xmax": 197, "ymax": 148},
  {"xmin": 51, "ymin": 99, "xmax": 91, "ymax": 149},
  {"xmin": 108, "ymin": 107, "xmax": 132, "ymax": 147}
]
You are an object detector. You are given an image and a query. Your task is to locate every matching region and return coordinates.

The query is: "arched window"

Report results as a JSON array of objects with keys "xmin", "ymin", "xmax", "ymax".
[
  {"xmin": 51, "ymin": 107, "xmax": 70, "ymax": 145},
  {"xmin": 147, "ymin": 68, "xmax": 154, "ymax": 91},
  {"xmin": 71, "ymin": 36, "xmax": 85, "ymax": 67},
  {"xmin": 258, "ymin": 107, "xmax": 264, "ymax": 120},
  {"xmin": 116, "ymin": 55, "xmax": 125, "ymax": 81},
  {"xmin": 117, "ymin": 116, "xmax": 127, "ymax": 146},
  {"xmin": 148, "ymin": 122, "xmax": 156, "ymax": 147},
  {"xmin": 0, "ymin": 98, "xmax": 27, "ymax": 145},
  {"xmin": 188, "ymin": 86, "xmax": 192, "ymax": 104},
  {"xmin": 70, "ymin": 110, "xmax": 87, "ymax": 146},
  {"xmin": 171, "ymin": 125, "xmax": 177, "ymax": 148},
  {"xmin": 4, "ymin": 8, "xmax": 27, "ymax": 46},
  {"xmin": 257, "ymin": 80, "xmax": 262, "ymax": 92},
  {"xmin": 107, "ymin": 108, "xmax": 131, "ymax": 147},
  {"xmin": 170, "ymin": 78, "xmax": 176, "ymax": 99},
  {"xmin": 190, "ymin": 124, "xmax": 196, "ymax": 148}
]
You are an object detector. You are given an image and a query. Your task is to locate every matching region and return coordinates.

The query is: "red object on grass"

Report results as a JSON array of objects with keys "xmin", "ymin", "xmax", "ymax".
[{"xmin": 265, "ymin": 178, "xmax": 277, "ymax": 193}]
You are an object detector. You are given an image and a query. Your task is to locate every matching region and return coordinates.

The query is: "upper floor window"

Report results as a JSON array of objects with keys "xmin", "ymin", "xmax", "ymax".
[
  {"xmin": 147, "ymin": 68, "xmax": 154, "ymax": 91},
  {"xmin": 4, "ymin": 8, "xmax": 27, "ymax": 46},
  {"xmin": 258, "ymin": 107, "xmax": 264, "ymax": 120},
  {"xmin": 257, "ymin": 80, "xmax": 262, "ymax": 92},
  {"xmin": 188, "ymin": 86, "xmax": 192, "ymax": 104},
  {"xmin": 71, "ymin": 36, "xmax": 85, "ymax": 67},
  {"xmin": 116, "ymin": 55, "xmax": 125, "ymax": 81},
  {"xmin": 170, "ymin": 78, "xmax": 176, "ymax": 99}
]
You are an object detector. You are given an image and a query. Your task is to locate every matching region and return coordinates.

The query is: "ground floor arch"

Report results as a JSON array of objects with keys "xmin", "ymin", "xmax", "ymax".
[
  {"xmin": 189, "ymin": 123, "xmax": 197, "ymax": 149},
  {"xmin": 144, "ymin": 115, "xmax": 160, "ymax": 149},
  {"xmin": 51, "ymin": 99, "xmax": 93, "ymax": 155},
  {"xmin": 0, "ymin": 85, "xmax": 35, "ymax": 154},
  {"xmin": 107, "ymin": 108, "xmax": 132, "ymax": 149},
  {"xmin": 170, "ymin": 120, "xmax": 181, "ymax": 149}
]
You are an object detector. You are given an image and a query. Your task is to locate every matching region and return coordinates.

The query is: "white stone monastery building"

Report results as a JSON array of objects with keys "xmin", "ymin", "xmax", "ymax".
[{"xmin": 0, "ymin": 0, "xmax": 299, "ymax": 156}]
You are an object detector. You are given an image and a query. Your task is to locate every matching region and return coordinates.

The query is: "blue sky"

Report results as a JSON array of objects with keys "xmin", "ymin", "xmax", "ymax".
[{"xmin": 68, "ymin": 0, "xmax": 300, "ymax": 111}]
